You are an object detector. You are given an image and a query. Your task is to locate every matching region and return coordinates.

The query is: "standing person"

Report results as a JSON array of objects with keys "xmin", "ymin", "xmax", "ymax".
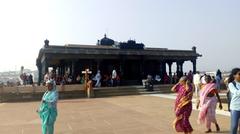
[
  {"xmin": 76, "ymin": 74, "xmax": 81, "ymax": 84},
  {"xmin": 228, "ymin": 68, "xmax": 240, "ymax": 134},
  {"xmin": 197, "ymin": 75, "xmax": 222, "ymax": 133},
  {"xmin": 211, "ymin": 76, "xmax": 216, "ymax": 83},
  {"xmin": 44, "ymin": 72, "xmax": 49, "ymax": 85},
  {"xmin": 193, "ymin": 71, "xmax": 201, "ymax": 98},
  {"xmin": 171, "ymin": 76, "xmax": 193, "ymax": 134},
  {"xmin": 187, "ymin": 70, "xmax": 193, "ymax": 83},
  {"xmin": 163, "ymin": 72, "xmax": 170, "ymax": 84},
  {"xmin": 173, "ymin": 73, "xmax": 178, "ymax": 84},
  {"xmin": 216, "ymin": 69, "xmax": 222, "ymax": 90},
  {"xmin": 29, "ymin": 74, "xmax": 33, "ymax": 85},
  {"xmin": 146, "ymin": 75, "xmax": 154, "ymax": 91},
  {"xmin": 93, "ymin": 70, "xmax": 101, "ymax": 87},
  {"xmin": 111, "ymin": 68, "xmax": 117, "ymax": 86},
  {"xmin": 23, "ymin": 73, "xmax": 27, "ymax": 85},
  {"xmin": 116, "ymin": 74, "xmax": 120, "ymax": 86},
  {"xmin": 37, "ymin": 79, "xmax": 58, "ymax": 134}
]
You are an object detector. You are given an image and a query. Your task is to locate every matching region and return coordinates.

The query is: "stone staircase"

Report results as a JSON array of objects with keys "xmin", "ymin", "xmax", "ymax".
[
  {"xmin": 0, "ymin": 84, "xmax": 173, "ymax": 102},
  {"xmin": 93, "ymin": 85, "xmax": 173, "ymax": 97}
]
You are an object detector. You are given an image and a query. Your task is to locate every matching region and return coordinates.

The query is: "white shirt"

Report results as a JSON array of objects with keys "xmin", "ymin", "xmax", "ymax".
[
  {"xmin": 201, "ymin": 75, "xmax": 206, "ymax": 84},
  {"xmin": 193, "ymin": 74, "xmax": 201, "ymax": 84},
  {"xmin": 94, "ymin": 73, "xmax": 101, "ymax": 81},
  {"xmin": 229, "ymin": 81, "xmax": 240, "ymax": 111},
  {"xmin": 112, "ymin": 70, "xmax": 117, "ymax": 79}
]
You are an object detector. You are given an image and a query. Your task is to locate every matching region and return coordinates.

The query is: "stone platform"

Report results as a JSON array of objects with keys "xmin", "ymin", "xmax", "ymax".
[{"xmin": 0, "ymin": 95, "xmax": 231, "ymax": 134}]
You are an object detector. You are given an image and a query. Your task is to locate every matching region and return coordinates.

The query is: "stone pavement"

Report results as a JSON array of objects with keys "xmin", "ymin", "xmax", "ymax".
[{"xmin": 0, "ymin": 95, "xmax": 231, "ymax": 134}]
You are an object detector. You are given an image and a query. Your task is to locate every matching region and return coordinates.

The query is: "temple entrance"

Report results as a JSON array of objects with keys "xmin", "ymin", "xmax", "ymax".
[{"xmin": 123, "ymin": 60, "xmax": 141, "ymax": 80}]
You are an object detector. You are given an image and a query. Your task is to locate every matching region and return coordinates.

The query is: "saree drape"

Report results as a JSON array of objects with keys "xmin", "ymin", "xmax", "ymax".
[
  {"xmin": 198, "ymin": 83, "xmax": 217, "ymax": 129},
  {"xmin": 38, "ymin": 89, "xmax": 58, "ymax": 134},
  {"xmin": 173, "ymin": 84, "xmax": 193, "ymax": 133}
]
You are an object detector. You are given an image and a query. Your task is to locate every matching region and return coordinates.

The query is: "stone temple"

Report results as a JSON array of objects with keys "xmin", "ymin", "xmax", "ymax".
[{"xmin": 36, "ymin": 35, "xmax": 201, "ymax": 85}]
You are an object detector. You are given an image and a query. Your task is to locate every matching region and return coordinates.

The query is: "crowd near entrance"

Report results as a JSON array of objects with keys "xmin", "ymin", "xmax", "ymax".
[{"xmin": 41, "ymin": 59, "xmax": 198, "ymax": 88}]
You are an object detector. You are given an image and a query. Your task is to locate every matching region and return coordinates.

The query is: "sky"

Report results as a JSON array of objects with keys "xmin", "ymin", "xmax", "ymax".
[{"xmin": 0, "ymin": 0, "xmax": 239, "ymax": 72}]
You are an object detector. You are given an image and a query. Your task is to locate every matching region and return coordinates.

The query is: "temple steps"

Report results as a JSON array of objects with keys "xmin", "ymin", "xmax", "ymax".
[
  {"xmin": 93, "ymin": 85, "xmax": 172, "ymax": 97},
  {"xmin": 0, "ymin": 84, "xmax": 173, "ymax": 102}
]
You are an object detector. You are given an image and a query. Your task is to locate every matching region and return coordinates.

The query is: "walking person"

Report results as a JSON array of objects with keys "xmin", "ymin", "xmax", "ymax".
[
  {"xmin": 216, "ymin": 69, "xmax": 222, "ymax": 90},
  {"xmin": 193, "ymin": 71, "xmax": 201, "ymax": 98},
  {"xmin": 171, "ymin": 76, "xmax": 193, "ymax": 134},
  {"xmin": 37, "ymin": 79, "xmax": 58, "ymax": 134},
  {"xmin": 197, "ymin": 75, "xmax": 222, "ymax": 133},
  {"xmin": 228, "ymin": 68, "xmax": 240, "ymax": 134}
]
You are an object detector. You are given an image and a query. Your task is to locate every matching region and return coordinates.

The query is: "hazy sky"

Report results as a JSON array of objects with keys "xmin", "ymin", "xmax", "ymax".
[{"xmin": 0, "ymin": 0, "xmax": 239, "ymax": 72}]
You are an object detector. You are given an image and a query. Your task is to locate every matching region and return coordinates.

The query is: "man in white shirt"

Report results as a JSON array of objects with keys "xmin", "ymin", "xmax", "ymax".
[
  {"xmin": 193, "ymin": 71, "xmax": 201, "ymax": 97},
  {"xmin": 111, "ymin": 69, "xmax": 117, "ymax": 86}
]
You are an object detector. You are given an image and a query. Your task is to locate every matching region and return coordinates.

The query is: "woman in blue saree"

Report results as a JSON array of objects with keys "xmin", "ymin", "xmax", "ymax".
[{"xmin": 37, "ymin": 79, "xmax": 58, "ymax": 134}]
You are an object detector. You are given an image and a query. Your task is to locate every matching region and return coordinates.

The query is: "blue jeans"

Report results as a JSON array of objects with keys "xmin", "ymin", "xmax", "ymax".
[{"xmin": 231, "ymin": 110, "xmax": 240, "ymax": 134}]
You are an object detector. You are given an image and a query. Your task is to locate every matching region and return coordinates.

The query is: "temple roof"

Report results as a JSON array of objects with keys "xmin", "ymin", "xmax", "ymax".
[
  {"xmin": 98, "ymin": 34, "xmax": 114, "ymax": 46},
  {"xmin": 37, "ymin": 44, "xmax": 202, "ymax": 66}
]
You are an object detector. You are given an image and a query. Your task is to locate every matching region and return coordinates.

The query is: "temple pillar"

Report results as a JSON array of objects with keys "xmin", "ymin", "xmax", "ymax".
[
  {"xmin": 63, "ymin": 63, "xmax": 67, "ymax": 75},
  {"xmin": 176, "ymin": 62, "xmax": 179, "ymax": 75},
  {"xmin": 191, "ymin": 59, "xmax": 197, "ymax": 74},
  {"xmin": 120, "ymin": 58, "xmax": 126, "ymax": 79},
  {"xmin": 71, "ymin": 60, "xmax": 76, "ymax": 76},
  {"xmin": 60, "ymin": 65, "xmax": 64, "ymax": 76},
  {"xmin": 41, "ymin": 60, "xmax": 48, "ymax": 79},
  {"xmin": 53, "ymin": 66, "xmax": 57, "ymax": 72},
  {"xmin": 96, "ymin": 59, "xmax": 102, "ymax": 71},
  {"xmin": 162, "ymin": 62, "xmax": 166, "ymax": 75},
  {"xmin": 177, "ymin": 61, "xmax": 184, "ymax": 78},
  {"xmin": 59, "ymin": 66, "xmax": 61, "ymax": 76},
  {"xmin": 160, "ymin": 61, "xmax": 166, "ymax": 81},
  {"xmin": 167, "ymin": 62, "xmax": 173, "ymax": 84}
]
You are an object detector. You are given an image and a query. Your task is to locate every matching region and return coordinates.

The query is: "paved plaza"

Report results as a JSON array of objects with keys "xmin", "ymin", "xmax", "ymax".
[{"xmin": 0, "ymin": 94, "xmax": 231, "ymax": 134}]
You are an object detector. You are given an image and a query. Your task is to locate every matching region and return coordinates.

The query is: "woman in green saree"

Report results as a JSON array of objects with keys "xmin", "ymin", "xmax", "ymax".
[{"xmin": 37, "ymin": 79, "xmax": 58, "ymax": 134}]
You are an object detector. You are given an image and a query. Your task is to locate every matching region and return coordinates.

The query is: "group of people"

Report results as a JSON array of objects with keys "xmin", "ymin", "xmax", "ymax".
[
  {"xmin": 92, "ymin": 69, "xmax": 120, "ymax": 87},
  {"xmin": 38, "ymin": 68, "xmax": 240, "ymax": 134},
  {"xmin": 172, "ymin": 70, "xmax": 194, "ymax": 84},
  {"xmin": 172, "ymin": 68, "xmax": 240, "ymax": 134},
  {"xmin": 44, "ymin": 72, "xmax": 85, "ymax": 86},
  {"xmin": 20, "ymin": 73, "xmax": 33, "ymax": 85},
  {"xmin": 43, "ymin": 69, "xmax": 121, "ymax": 89}
]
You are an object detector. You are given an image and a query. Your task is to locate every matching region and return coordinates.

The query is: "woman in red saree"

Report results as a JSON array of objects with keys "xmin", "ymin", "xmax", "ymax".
[
  {"xmin": 196, "ymin": 75, "xmax": 222, "ymax": 133},
  {"xmin": 172, "ymin": 76, "xmax": 193, "ymax": 134}
]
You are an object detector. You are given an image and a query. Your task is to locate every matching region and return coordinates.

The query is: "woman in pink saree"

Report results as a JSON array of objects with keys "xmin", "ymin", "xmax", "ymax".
[
  {"xmin": 172, "ymin": 76, "xmax": 193, "ymax": 134},
  {"xmin": 197, "ymin": 75, "xmax": 222, "ymax": 133}
]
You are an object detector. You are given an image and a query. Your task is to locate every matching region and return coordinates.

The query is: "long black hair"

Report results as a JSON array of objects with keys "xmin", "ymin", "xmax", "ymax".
[
  {"xmin": 205, "ymin": 75, "xmax": 212, "ymax": 83},
  {"xmin": 228, "ymin": 68, "xmax": 240, "ymax": 83}
]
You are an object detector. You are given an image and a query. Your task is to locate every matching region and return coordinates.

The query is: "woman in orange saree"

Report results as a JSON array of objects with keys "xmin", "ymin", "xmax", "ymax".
[{"xmin": 172, "ymin": 76, "xmax": 193, "ymax": 134}]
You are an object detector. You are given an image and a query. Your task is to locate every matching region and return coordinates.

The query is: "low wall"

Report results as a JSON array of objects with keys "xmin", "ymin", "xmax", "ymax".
[
  {"xmin": 0, "ymin": 84, "xmax": 85, "ymax": 94},
  {"xmin": 0, "ymin": 84, "xmax": 85, "ymax": 102}
]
